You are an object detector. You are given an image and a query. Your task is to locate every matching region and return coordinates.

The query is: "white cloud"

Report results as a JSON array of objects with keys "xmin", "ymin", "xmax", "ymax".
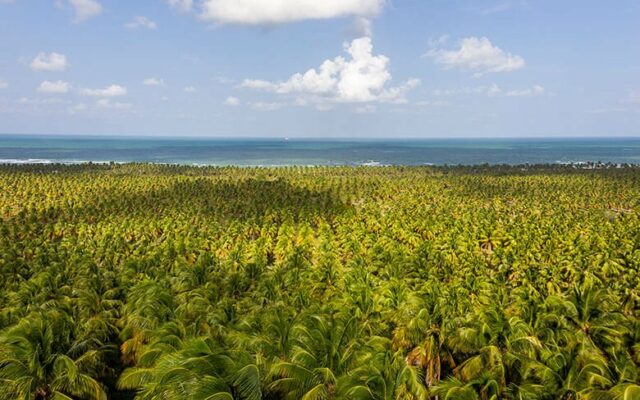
[
  {"xmin": 142, "ymin": 77, "xmax": 165, "ymax": 86},
  {"xmin": 241, "ymin": 37, "xmax": 419, "ymax": 105},
  {"xmin": 125, "ymin": 16, "xmax": 157, "ymax": 30},
  {"xmin": 433, "ymin": 84, "xmax": 545, "ymax": 98},
  {"xmin": 486, "ymin": 83, "xmax": 545, "ymax": 97},
  {"xmin": 96, "ymin": 98, "xmax": 132, "ymax": 110},
  {"xmin": 200, "ymin": 0, "xmax": 385, "ymax": 25},
  {"xmin": 18, "ymin": 97, "xmax": 68, "ymax": 105},
  {"xmin": 224, "ymin": 96, "xmax": 241, "ymax": 106},
  {"xmin": 68, "ymin": 0, "xmax": 103, "ymax": 22},
  {"xmin": 505, "ymin": 84, "xmax": 544, "ymax": 97},
  {"xmin": 37, "ymin": 80, "xmax": 71, "ymax": 94},
  {"xmin": 426, "ymin": 37, "xmax": 525, "ymax": 75},
  {"xmin": 30, "ymin": 52, "xmax": 69, "ymax": 72},
  {"xmin": 184, "ymin": 86, "xmax": 196, "ymax": 93},
  {"xmin": 0, "ymin": 80, "xmax": 7, "ymax": 89},
  {"xmin": 242, "ymin": 80, "xmax": 278, "ymax": 91},
  {"xmin": 428, "ymin": 35, "xmax": 450, "ymax": 47},
  {"xmin": 352, "ymin": 17, "xmax": 373, "ymax": 37},
  {"xmin": 66, "ymin": 98, "xmax": 138, "ymax": 115},
  {"xmin": 80, "ymin": 84, "xmax": 128, "ymax": 97},
  {"xmin": 167, "ymin": 0, "xmax": 193, "ymax": 12}
]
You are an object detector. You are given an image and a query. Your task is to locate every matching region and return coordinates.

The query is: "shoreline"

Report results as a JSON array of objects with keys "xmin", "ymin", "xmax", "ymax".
[{"xmin": 1, "ymin": 161, "xmax": 639, "ymax": 169}]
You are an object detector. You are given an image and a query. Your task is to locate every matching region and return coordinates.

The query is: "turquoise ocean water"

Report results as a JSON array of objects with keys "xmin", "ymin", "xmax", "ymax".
[{"xmin": 0, "ymin": 135, "xmax": 639, "ymax": 166}]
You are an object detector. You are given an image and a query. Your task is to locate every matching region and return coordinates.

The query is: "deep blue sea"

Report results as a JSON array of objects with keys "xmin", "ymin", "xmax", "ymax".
[{"xmin": 0, "ymin": 135, "xmax": 639, "ymax": 166}]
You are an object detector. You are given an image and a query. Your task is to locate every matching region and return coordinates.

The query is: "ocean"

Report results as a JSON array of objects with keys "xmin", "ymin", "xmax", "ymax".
[{"xmin": 0, "ymin": 135, "xmax": 639, "ymax": 166}]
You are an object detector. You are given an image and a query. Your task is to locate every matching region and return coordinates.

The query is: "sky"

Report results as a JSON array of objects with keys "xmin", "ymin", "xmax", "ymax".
[{"xmin": 0, "ymin": 0, "xmax": 639, "ymax": 138}]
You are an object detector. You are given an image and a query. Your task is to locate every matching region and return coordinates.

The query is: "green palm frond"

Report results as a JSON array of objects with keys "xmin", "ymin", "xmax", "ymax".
[{"xmin": 233, "ymin": 364, "xmax": 262, "ymax": 400}]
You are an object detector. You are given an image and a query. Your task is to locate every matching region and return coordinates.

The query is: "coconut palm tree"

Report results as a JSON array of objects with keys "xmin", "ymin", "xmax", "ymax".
[
  {"xmin": 357, "ymin": 336, "xmax": 429, "ymax": 400},
  {"xmin": 268, "ymin": 313, "xmax": 371, "ymax": 399},
  {"xmin": 118, "ymin": 336, "xmax": 261, "ymax": 400},
  {"xmin": 0, "ymin": 311, "xmax": 107, "ymax": 400}
]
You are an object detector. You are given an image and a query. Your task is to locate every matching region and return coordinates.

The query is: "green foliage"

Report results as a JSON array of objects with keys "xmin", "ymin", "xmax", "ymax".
[{"xmin": 0, "ymin": 163, "xmax": 639, "ymax": 399}]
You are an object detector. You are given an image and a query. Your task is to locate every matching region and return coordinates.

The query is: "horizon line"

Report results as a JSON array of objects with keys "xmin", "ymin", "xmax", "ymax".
[{"xmin": 1, "ymin": 133, "xmax": 640, "ymax": 141}]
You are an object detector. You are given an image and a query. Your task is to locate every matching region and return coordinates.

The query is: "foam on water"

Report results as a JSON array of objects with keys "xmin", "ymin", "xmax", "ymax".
[{"xmin": 0, "ymin": 158, "xmax": 53, "ymax": 164}]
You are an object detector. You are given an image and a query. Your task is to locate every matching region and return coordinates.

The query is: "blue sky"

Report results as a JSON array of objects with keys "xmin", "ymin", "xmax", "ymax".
[{"xmin": 0, "ymin": 0, "xmax": 639, "ymax": 138}]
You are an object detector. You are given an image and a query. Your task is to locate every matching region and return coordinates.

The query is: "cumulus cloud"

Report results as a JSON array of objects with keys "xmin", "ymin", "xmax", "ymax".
[
  {"xmin": 142, "ymin": 78, "xmax": 165, "ymax": 86},
  {"xmin": 80, "ymin": 84, "xmax": 128, "ymax": 97},
  {"xmin": 352, "ymin": 16, "xmax": 373, "ymax": 37},
  {"xmin": 167, "ymin": 0, "xmax": 193, "ymax": 12},
  {"xmin": 200, "ymin": 0, "xmax": 385, "ymax": 25},
  {"xmin": 0, "ymin": 80, "xmax": 7, "ymax": 89},
  {"xmin": 241, "ymin": 37, "xmax": 419, "ymax": 105},
  {"xmin": 68, "ymin": 0, "xmax": 103, "ymax": 22},
  {"xmin": 30, "ymin": 52, "xmax": 69, "ymax": 72},
  {"xmin": 125, "ymin": 16, "xmax": 157, "ymax": 30},
  {"xmin": 184, "ymin": 86, "xmax": 196, "ymax": 93},
  {"xmin": 37, "ymin": 80, "xmax": 71, "ymax": 94},
  {"xmin": 224, "ymin": 96, "xmax": 241, "ymax": 106},
  {"xmin": 426, "ymin": 36, "xmax": 525, "ymax": 75}
]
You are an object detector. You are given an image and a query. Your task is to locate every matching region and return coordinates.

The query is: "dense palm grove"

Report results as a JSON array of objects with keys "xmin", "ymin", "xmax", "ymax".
[{"xmin": 0, "ymin": 163, "xmax": 639, "ymax": 400}]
